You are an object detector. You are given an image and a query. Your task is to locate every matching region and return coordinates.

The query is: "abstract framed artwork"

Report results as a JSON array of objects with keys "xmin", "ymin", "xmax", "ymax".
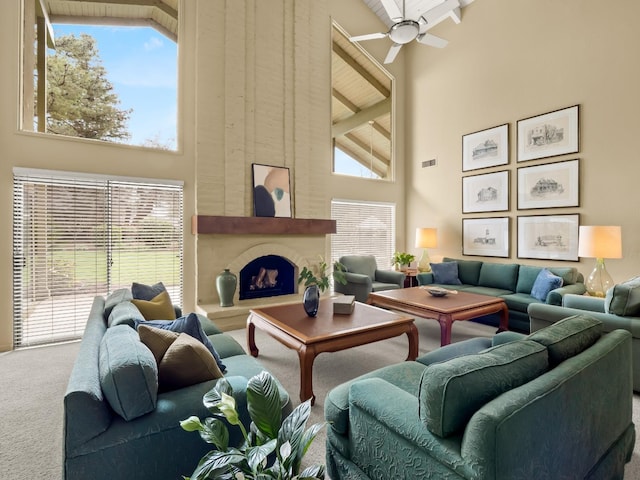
[
  {"xmin": 517, "ymin": 159, "xmax": 579, "ymax": 210},
  {"xmin": 517, "ymin": 105, "xmax": 579, "ymax": 162},
  {"xmin": 252, "ymin": 163, "xmax": 292, "ymax": 218},
  {"xmin": 462, "ymin": 170, "xmax": 509, "ymax": 213},
  {"xmin": 462, "ymin": 123, "xmax": 509, "ymax": 172},
  {"xmin": 462, "ymin": 217, "xmax": 510, "ymax": 258},
  {"xmin": 517, "ymin": 214, "xmax": 580, "ymax": 261}
]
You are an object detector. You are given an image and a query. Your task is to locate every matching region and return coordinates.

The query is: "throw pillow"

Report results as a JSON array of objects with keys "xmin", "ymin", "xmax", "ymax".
[
  {"xmin": 158, "ymin": 333, "xmax": 223, "ymax": 391},
  {"xmin": 418, "ymin": 339, "xmax": 548, "ymax": 438},
  {"xmin": 135, "ymin": 312, "xmax": 226, "ymax": 372},
  {"xmin": 530, "ymin": 268, "xmax": 563, "ymax": 302},
  {"xmin": 430, "ymin": 262, "xmax": 462, "ymax": 285},
  {"xmin": 138, "ymin": 324, "xmax": 179, "ymax": 364},
  {"xmin": 527, "ymin": 314, "xmax": 602, "ymax": 367},
  {"xmin": 107, "ymin": 301, "xmax": 145, "ymax": 328},
  {"xmin": 131, "ymin": 290, "xmax": 176, "ymax": 320},
  {"xmin": 99, "ymin": 325, "xmax": 158, "ymax": 421},
  {"xmin": 103, "ymin": 288, "xmax": 133, "ymax": 318},
  {"xmin": 605, "ymin": 276, "xmax": 640, "ymax": 316},
  {"xmin": 132, "ymin": 281, "xmax": 168, "ymax": 301}
]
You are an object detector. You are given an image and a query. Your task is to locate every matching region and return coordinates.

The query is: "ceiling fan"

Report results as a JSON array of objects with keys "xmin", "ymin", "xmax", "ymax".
[{"xmin": 350, "ymin": 0, "xmax": 459, "ymax": 64}]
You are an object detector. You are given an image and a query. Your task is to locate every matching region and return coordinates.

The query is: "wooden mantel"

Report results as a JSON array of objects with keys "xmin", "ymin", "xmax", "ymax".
[{"xmin": 192, "ymin": 215, "xmax": 337, "ymax": 235}]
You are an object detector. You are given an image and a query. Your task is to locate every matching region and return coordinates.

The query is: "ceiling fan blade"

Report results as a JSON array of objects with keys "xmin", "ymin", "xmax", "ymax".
[
  {"xmin": 350, "ymin": 32, "xmax": 388, "ymax": 42},
  {"xmin": 417, "ymin": 33, "xmax": 448, "ymax": 48},
  {"xmin": 422, "ymin": 0, "xmax": 460, "ymax": 25},
  {"xmin": 384, "ymin": 43, "xmax": 402, "ymax": 64},
  {"xmin": 380, "ymin": 0, "xmax": 403, "ymax": 22}
]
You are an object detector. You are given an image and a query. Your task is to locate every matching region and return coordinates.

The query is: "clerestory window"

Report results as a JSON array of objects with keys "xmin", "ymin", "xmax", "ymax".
[
  {"xmin": 21, "ymin": 0, "xmax": 179, "ymax": 151},
  {"xmin": 331, "ymin": 22, "xmax": 394, "ymax": 180}
]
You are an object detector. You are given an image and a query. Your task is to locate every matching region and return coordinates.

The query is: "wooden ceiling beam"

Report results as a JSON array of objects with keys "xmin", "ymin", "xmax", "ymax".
[
  {"xmin": 49, "ymin": 14, "xmax": 176, "ymax": 42},
  {"xmin": 332, "ymin": 97, "xmax": 391, "ymax": 138},
  {"xmin": 332, "ymin": 41, "xmax": 390, "ymax": 98}
]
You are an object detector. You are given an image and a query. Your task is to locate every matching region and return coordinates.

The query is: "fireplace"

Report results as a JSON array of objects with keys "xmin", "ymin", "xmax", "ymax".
[{"xmin": 239, "ymin": 254, "xmax": 297, "ymax": 300}]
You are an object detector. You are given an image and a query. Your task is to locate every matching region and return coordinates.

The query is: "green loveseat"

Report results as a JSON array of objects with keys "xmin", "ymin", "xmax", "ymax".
[
  {"xmin": 529, "ymin": 291, "xmax": 640, "ymax": 392},
  {"xmin": 64, "ymin": 293, "xmax": 291, "ymax": 480},
  {"xmin": 325, "ymin": 315, "xmax": 635, "ymax": 479},
  {"xmin": 416, "ymin": 257, "xmax": 586, "ymax": 332}
]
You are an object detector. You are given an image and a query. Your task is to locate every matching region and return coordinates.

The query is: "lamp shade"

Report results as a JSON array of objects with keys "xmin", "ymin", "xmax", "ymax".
[
  {"xmin": 578, "ymin": 226, "xmax": 622, "ymax": 259},
  {"xmin": 415, "ymin": 228, "xmax": 438, "ymax": 249}
]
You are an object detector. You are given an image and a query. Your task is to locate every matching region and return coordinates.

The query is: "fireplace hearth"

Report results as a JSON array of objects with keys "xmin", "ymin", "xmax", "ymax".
[{"xmin": 239, "ymin": 254, "xmax": 296, "ymax": 300}]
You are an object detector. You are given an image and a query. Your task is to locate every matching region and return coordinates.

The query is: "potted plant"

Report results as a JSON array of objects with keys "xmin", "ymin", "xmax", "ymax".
[
  {"xmin": 181, "ymin": 371, "xmax": 325, "ymax": 480},
  {"xmin": 297, "ymin": 257, "xmax": 347, "ymax": 317},
  {"xmin": 391, "ymin": 252, "xmax": 416, "ymax": 271}
]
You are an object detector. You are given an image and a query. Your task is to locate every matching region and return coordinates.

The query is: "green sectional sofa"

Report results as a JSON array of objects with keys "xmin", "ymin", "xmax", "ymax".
[
  {"xmin": 416, "ymin": 257, "xmax": 586, "ymax": 332},
  {"xmin": 325, "ymin": 315, "xmax": 635, "ymax": 479},
  {"xmin": 63, "ymin": 294, "xmax": 291, "ymax": 480},
  {"xmin": 529, "ymin": 291, "xmax": 640, "ymax": 392}
]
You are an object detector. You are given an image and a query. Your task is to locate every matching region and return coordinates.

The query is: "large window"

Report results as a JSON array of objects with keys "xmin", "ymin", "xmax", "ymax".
[
  {"xmin": 13, "ymin": 169, "xmax": 183, "ymax": 347},
  {"xmin": 331, "ymin": 199, "xmax": 396, "ymax": 273},
  {"xmin": 331, "ymin": 22, "xmax": 393, "ymax": 180},
  {"xmin": 22, "ymin": 0, "xmax": 179, "ymax": 150}
]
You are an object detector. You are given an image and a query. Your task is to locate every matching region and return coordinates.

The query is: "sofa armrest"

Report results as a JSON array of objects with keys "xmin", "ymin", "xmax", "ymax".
[
  {"xmin": 546, "ymin": 282, "xmax": 587, "ymax": 305},
  {"xmin": 343, "ymin": 272, "xmax": 372, "ymax": 285},
  {"xmin": 348, "ymin": 378, "xmax": 469, "ymax": 475},
  {"xmin": 563, "ymin": 293, "xmax": 606, "ymax": 312},
  {"xmin": 416, "ymin": 272, "xmax": 434, "ymax": 285},
  {"xmin": 375, "ymin": 269, "xmax": 405, "ymax": 286}
]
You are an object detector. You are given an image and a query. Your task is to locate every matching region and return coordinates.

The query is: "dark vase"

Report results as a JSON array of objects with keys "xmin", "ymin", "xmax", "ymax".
[
  {"xmin": 216, "ymin": 269, "xmax": 237, "ymax": 307},
  {"xmin": 303, "ymin": 284, "xmax": 320, "ymax": 317}
]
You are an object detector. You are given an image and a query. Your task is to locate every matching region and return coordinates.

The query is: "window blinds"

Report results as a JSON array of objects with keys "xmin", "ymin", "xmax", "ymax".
[
  {"xmin": 330, "ymin": 199, "xmax": 396, "ymax": 274},
  {"xmin": 12, "ymin": 169, "xmax": 183, "ymax": 347}
]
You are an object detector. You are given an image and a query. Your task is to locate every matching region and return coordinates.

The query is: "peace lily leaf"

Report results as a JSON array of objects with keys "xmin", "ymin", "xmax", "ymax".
[
  {"xmin": 247, "ymin": 371, "xmax": 282, "ymax": 438},
  {"xmin": 200, "ymin": 417, "xmax": 229, "ymax": 450},
  {"xmin": 203, "ymin": 377, "xmax": 233, "ymax": 414},
  {"xmin": 246, "ymin": 439, "xmax": 277, "ymax": 471}
]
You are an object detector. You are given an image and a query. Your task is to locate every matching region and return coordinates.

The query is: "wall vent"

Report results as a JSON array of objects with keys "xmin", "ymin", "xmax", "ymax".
[{"xmin": 422, "ymin": 159, "xmax": 436, "ymax": 168}]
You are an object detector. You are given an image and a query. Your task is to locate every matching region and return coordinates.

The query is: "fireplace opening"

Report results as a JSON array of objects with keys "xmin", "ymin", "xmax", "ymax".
[{"xmin": 239, "ymin": 255, "xmax": 297, "ymax": 300}]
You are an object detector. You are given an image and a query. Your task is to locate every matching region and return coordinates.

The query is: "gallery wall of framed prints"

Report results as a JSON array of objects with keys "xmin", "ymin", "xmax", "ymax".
[{"xmin": 460, "ymin": 105, "xmax": 582, "ymax": 261}]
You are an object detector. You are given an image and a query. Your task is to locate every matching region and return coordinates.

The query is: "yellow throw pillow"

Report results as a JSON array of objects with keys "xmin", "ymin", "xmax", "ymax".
[
  {"xmin": 137, "ymin": 324, "xmax": 179, "ymax": 364},
  {"xmin": 158, "ymin": 333, "xmax": 223, "ymax": 391},
  {"xmin": 131, "ymin": 290, "xmax": 176, "ymax": 320}
]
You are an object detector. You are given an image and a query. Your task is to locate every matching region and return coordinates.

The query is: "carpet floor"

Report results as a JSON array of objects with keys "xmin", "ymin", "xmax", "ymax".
[{"xmin": 0, "ymin": 318, "xmax": 638, "ymax": 479}]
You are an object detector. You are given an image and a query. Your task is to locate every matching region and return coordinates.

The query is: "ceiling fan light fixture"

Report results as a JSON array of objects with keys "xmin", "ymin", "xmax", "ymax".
[{"xmin": 388, "ymin": 20, "xmax": 420, "ymax": 44}]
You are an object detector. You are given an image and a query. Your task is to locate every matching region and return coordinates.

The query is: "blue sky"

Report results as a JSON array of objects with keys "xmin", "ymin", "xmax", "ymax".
[{"xmin": 52, "ymin": 24, "xmax": 178, "ymax": 149}]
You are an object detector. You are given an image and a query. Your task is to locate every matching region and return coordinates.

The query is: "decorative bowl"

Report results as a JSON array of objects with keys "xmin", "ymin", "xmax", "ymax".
[{"xmin": 425, "ymin": 287, "xmax": 449, "ymax": 297}]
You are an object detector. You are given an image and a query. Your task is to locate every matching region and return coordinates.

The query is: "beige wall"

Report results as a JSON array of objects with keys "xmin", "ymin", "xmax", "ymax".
[
  {"xmin": 406, "ymin": 0, "xmax": 640, "ymax": 282},
  {"xmin": 0, "ymin": 0, "xmax": 405, "ymax": 350}
]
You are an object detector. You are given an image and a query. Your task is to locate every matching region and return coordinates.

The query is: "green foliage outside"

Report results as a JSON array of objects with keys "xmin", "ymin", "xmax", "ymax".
[{"xmin": 43, "ymin": 33, "xmax": 131, "ymax": 141}]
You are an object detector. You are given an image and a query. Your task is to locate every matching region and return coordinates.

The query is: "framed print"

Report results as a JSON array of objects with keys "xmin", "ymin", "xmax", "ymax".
[
  {"xmin": 517, "ymin": 159, "xmax": 579, "ymax": 210},
  {"xmin": 462, "ymin": 170, "xmax": 509, "ymax": 213},
  {"xmin": 517, "ymin": 105, "xmax": 579, "ymax": 162},
  {"xmin": 517, "ymin": 214, "xmax": 580, "ymax": 261},
  {"xmin": 252, "ymin": 164, "xmax": 292, "ymax": 217},
  {"xmin": 462, "ymin": 123, "xmax": 509, "ymax": 172},
  {"xmin": 462, "ymin": 217, "xmax": 510, "ymax": 258}
]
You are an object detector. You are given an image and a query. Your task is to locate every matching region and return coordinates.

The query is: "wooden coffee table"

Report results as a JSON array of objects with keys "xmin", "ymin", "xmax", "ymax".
[
  {"xmin": 368, "ymin": 287, "xmax": 508, "ymax": 347},
  {"xmin": 247, "ymin": 299, "xmax": 418, "ymax": 405}
]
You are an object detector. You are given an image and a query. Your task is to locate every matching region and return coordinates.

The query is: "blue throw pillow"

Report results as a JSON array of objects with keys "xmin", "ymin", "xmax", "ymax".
[
  {"xmin": 430, "ymin": 262, "xmax": 462, "ymax": 285},
  {"xmin": 531, "ymin": 268, "xmax": 563, "ymax": 302},
  {"xmin": 135, "ymin": 313, "xmax": 226, "ymax": 372}
]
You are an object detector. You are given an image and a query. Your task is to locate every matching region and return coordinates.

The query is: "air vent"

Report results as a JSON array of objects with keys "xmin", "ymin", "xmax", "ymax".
[{"xmin": 422, "ymin": 159, "xmax": 436, "ymax": 168}]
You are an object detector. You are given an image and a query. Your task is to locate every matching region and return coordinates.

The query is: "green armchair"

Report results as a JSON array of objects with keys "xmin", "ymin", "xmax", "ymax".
[{"xmin": 334, "ymin": 255, "xmax": 406, "ymax": 303}]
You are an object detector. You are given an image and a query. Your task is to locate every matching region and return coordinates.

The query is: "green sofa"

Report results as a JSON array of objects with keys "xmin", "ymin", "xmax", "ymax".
[
  {"xmin": 64, "ymin": 294, "xmax": 291, "ymax": 480},
  {"xmin": 325, "ymin": 315, "xmax": 635, "ymax": 479},
  {"xmin": 529, "ymin": 292, "xmax": 640, "ymax": 392},
  {"xmin": 416, "ymin": 257, "xmax": 586, "ymax": 332}
]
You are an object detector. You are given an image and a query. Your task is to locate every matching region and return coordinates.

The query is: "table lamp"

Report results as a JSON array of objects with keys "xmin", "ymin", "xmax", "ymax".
[
  {"xmin": 577, "ymin": 225, "xmax": 622, "ymax": 297},
  {"xmin": 415, "ymin": 227, "xmax": 438, "ymax": 273}
]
